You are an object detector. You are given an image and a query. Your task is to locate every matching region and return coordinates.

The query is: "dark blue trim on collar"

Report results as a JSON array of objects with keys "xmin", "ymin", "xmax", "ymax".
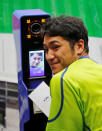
[
  {"xmin": 79, "ymin": 56, "xmax": 97, "ymax": 63},
  {"xmin": 79, "ymin": 56, "xmax": 89, "ymax": 59},
  {"xmin": 48, "ymin": 67, "xmax": 68, "ymax": 122}
]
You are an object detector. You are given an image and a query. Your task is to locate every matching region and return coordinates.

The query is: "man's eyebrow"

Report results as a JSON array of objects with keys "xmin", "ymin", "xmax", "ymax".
[{"xmin": 43, "ymin": 40, "xmax": 59, "ymax": 46}]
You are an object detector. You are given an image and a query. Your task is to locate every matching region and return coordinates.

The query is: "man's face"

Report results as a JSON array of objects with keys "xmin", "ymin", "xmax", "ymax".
[
  {"xmin": 44, "ymin": 35, "xmax": 78, "ymax": 74},
  {"xmin": 30, "ymin": 53, "xmax": 42, "ymax": 67}
]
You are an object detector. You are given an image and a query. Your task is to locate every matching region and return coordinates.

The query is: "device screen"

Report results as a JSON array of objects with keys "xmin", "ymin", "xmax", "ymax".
[{"xmin": 29, "ymin": 50, "xmax": 45, "ymax": 78}]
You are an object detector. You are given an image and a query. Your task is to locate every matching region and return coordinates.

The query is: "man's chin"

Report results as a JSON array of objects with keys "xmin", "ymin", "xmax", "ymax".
[
  {"xmin": 50, "ymin": 64, "xmax": 64, "ymax": 74},
  {"xmin": 52, "ymin": 68, "xmax": 63, "ymax": 75}
]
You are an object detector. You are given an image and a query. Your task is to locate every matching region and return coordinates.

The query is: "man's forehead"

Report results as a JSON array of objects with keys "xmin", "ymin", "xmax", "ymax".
[{"xmin": 43, "ymin": 35, "xmax": 63, "ymax": 45}]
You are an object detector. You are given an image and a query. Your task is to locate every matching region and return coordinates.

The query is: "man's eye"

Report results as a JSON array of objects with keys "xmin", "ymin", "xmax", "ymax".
[{"xmin": 53, "ymin": 46, "xmax": 59, "ymax": 50}]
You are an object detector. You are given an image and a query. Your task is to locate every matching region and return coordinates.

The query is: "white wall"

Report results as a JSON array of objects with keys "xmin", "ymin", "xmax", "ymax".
[
  {"xmin": 89, "ymin": 37, "xmax": 102, "ymax": 65},
  {"xmin": 0, "ymin": 34, "xmax": 102, "ymax": 83},
  {"xmin": 0, "ymin": 33, "xmax": 18, "ymax": 83}
]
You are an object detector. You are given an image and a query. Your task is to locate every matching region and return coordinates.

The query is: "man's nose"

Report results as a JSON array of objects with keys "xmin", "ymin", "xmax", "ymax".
[{"xmin": 46, "ymin": 49, "xmax": 55, "ymax": 61}]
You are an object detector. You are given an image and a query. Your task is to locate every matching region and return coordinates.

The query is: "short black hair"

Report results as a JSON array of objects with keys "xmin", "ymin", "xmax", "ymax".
[{"xmin": 41, "ymin": 15, "xmax": 89, "ymax": 53}]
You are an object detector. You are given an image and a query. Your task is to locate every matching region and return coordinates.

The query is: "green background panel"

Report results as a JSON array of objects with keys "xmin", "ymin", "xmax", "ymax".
[{"xmin": 0, "ymin": 0, "xmax": 102, "ymax": 37}]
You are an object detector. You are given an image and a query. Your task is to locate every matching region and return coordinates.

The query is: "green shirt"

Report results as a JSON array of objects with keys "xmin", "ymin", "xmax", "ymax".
[{"xmin": 46, "ymin": 57, "xmax": 102, "ymax": 131}]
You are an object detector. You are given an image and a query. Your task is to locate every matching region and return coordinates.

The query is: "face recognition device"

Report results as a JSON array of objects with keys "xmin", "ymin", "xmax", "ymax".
[{"xmin": 12, "ymin": 9, "xmax": 52, "ymax": 131}]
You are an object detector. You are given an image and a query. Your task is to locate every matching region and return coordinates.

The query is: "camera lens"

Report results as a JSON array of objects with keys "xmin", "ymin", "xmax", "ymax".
[{"xmin": 31, "ymin": 23, "xmax": 41, "ymax": 34}]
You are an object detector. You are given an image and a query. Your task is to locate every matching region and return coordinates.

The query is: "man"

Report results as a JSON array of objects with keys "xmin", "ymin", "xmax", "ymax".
[{"xmin": 41, "ymin": 16, "xmax": 102, "ymax": 130}]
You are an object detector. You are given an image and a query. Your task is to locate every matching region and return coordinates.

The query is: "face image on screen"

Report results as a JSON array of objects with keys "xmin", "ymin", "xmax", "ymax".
[{"xmin": 29, "ymin": 50, "xmax": 45, "ymax": 78}]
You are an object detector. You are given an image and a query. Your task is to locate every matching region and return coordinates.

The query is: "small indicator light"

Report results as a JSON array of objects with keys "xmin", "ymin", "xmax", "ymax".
[
  {"xmin": 26, "ymin": 19, "xmax": 31, "ymax": 23},
  {"xmin": 41, "ymin": 19, "xmax": 45, "ymax": 23},
  {"xmin": 27, "ymin": 35, "xmax": 31, "ymax": 38}
]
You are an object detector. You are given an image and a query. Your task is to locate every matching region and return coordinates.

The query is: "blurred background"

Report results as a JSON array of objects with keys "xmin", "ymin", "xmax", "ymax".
[{"xmin": 0, "ymin": 0, "xmax": 102, "ymax": 130}]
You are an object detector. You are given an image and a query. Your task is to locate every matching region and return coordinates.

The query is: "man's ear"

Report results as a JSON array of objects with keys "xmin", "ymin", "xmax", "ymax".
[{"xmin": 74, "ymin": 39, "xmax": 85, "ymax": 55}]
